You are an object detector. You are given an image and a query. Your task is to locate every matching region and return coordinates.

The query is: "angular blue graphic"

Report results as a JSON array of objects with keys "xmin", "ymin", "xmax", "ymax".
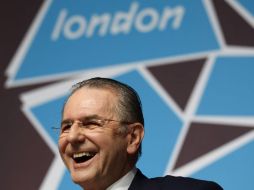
[
  {"xmin": 237, "ymin": 0, "xmax": 254, "ymax": 16},
  {"xmin": 197, "ymin": 57, "xmax": 254, "ymax": 116},
  {"xmin": 191, "ymin": 139, "xmax": 254, "ymax": 190},
  {"xmin": 115, "ymin": 71, "xmax": 182, "ymax": 177},
  {"xmin": 58, "ymin": 169, "xmax": 82, "ymax": 190},
  {"xmin": 13, "ymin": 0, "xmax": 219, "ymax": 81},
  {"xmin": 31, "ymin": 70, "xmax": 182, "ymax": 188},
  {"xmin": 32, "ymin": 96, "xmax": 67, "ymax": 144}
]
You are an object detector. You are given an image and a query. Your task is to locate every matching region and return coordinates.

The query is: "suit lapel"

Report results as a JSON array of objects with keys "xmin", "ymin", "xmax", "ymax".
[{"xmin": 128, "ymin": 169, "xmax": 150, "ymax": 190}]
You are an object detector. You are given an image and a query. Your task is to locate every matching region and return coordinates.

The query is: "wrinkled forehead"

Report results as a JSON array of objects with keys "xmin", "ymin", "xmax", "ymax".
[{"xmin": 63, "ymin": 87, "xmax": 119, "ymax": 118}]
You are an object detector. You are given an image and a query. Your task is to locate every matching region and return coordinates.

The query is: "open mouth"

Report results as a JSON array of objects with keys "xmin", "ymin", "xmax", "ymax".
[{"xmin": 73, "ymin": 152, "xmax": 96, "ymax": 163}]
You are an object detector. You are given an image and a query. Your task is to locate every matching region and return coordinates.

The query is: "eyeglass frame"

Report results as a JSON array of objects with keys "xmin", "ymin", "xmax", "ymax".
[{"xmin": 52, "ymin": 116, "xmax": 133, "ymax": 136}]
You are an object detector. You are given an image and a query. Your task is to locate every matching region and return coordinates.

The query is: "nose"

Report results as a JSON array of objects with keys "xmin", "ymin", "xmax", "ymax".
[{"xmin": 66, "ymin": 122, "xmax": 86, "ymax": 144}]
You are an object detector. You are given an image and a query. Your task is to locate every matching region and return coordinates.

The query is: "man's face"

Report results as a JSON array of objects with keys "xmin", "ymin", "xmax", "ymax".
[{"xmin": 58, "ymin": 88, "xmax": 132, "ymax": 189}]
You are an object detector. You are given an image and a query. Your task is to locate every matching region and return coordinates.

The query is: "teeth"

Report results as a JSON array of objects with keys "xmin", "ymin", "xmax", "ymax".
[{"xmin": 73, "ymin": 152, "xmax": 95, "ymax": 158}]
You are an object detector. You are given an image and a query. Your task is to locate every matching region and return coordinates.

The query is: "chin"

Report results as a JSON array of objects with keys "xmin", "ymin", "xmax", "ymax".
[
  {"xmin": 70, "ymin": 169, "xmax": 95, "ymax": 187},
  {"xmin": 71, "ymin": 174, "xmax": 88, "ymax": 187}
]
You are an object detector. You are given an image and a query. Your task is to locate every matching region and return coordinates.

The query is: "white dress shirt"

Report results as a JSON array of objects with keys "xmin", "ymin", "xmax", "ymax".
[{"xmin": 106, "ymin": 168, "xmax": 137, "ymax": 190}]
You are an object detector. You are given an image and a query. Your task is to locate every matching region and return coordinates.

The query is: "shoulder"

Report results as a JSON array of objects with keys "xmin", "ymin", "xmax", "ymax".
[
  {"xmin": 129, "ymin": 169, "xmax": 223, "ymax": 190},
  {"xmin": 150, "ymin": 175, "xmax": 223, "ymax": 190}
]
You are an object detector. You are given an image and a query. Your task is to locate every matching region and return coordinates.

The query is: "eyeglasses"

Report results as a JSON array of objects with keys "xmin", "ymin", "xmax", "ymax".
[{"xmin": 52, "ymin": 117, "xmax": 132, "ymax": 136}]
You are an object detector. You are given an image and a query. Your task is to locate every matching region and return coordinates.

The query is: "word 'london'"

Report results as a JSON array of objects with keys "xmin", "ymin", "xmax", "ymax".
[{"xmin": 51, "ymin": 2, "xmax": 185, "ymax": 40}]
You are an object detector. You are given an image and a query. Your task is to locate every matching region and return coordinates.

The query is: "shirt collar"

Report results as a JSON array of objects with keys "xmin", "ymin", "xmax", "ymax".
[{"xmin": 106, "ymin": 168, "xmax": 137, "ymax": 190}]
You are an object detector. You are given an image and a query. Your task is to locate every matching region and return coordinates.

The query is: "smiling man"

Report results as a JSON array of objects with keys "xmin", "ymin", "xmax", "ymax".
[{"xmin": 58, "ymin": 77, "xmax": 223, "ymax": 190}]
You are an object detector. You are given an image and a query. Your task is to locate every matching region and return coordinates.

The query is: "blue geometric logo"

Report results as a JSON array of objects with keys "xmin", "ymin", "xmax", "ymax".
[
  {"xmin": 7, "ymin": 0, "xmax": 254, "ymax": 190},
  {"xmin": 7, "ymin": 0, "xmax": 218, "ymax": 85}
]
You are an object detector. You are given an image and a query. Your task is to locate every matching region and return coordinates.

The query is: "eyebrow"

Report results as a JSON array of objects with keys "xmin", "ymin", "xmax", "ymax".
[
  {"xmin": 61, "ymin": 114, "xmax": 103, "ymax": 126},
  {"xmin": 60, "ymin": 119, "xmax": 72, "ymax": 127}
]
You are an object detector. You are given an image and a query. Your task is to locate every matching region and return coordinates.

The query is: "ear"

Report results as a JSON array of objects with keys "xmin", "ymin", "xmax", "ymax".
[{"xmin": 127, "ymin": 123, "xmax": 144, "ymax": 155}]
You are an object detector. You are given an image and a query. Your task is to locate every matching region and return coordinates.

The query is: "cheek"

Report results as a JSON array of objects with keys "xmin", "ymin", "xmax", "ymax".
[
  {"xmin": 101, "ymin": 135, "xmax": 128, "ymax": 156},
  {"xmin": 58, "ymin": 138, "xmax": 71, "ymax": 168},
  {"xmin": 88, "ymin": 132, "xmax": 119, "ymax": 157},
  {"xmin": 58, "ymin": 138, "xmax": 68, "ymax": 157},
  {"xmin": 87, "ymin": 130, "xmax": 114, "ymax": 144}
]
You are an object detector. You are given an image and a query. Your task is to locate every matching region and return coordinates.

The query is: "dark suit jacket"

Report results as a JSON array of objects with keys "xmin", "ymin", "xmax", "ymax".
[{"xmin": 129, "ymin": 169, "xmax": 223, "ymax": 190}]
